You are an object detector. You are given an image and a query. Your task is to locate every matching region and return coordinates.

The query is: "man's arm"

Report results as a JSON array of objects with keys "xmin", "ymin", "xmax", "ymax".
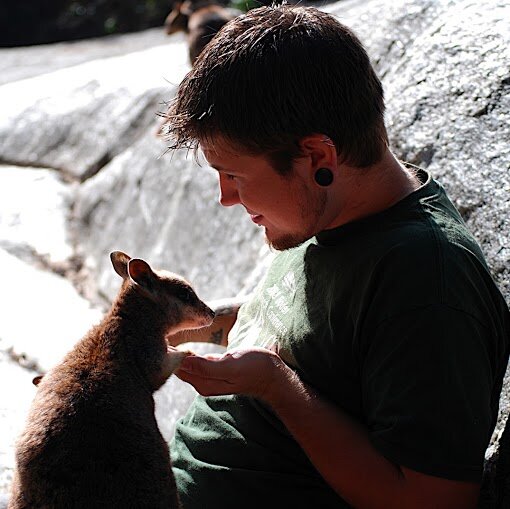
[
  {"xmin": 167, "ymin": 297, "xmax": 245, "ymax": 347},
  {"xmin": 176, "ymin": 348, "xmax": 481, "ymax": 509}
]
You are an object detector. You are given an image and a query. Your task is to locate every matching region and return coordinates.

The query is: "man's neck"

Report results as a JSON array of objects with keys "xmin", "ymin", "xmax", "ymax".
[{"xmin": 324, "ymin": 150, "xmax": 421, "ymax": 231}]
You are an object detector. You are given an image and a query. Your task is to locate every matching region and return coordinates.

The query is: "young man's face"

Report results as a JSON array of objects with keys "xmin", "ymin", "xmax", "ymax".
[{"xmin": 201, "ymin": 138, "xmax": 326, "ymax": 251}]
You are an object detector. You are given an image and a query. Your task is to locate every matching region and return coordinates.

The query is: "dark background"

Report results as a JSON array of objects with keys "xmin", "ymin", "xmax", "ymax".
[{"xmin": 0, "ymin": 0, "xmax": 276, "ymax": 47}]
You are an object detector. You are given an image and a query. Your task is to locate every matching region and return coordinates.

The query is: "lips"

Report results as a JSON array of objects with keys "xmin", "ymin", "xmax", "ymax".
[
  {"xmin": 249, "ymin": 213, "xmax": 263, "ymax": 225},
  {"xmin": 245, "ymin": 208, "xmax": 263, "ymax": 224}
]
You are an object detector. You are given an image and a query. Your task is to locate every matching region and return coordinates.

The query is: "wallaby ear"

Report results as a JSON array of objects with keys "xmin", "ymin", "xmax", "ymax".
[
  {"xmin": 110, "ymin": 251, "xmax": 132, "ymax": 279},
  {"xmin": 128, "ymin": 258, "xmax": 157, "ymax": 293},
  {"xmin": 180, "ymin": 0, "xmax": 193, "ymax": 16}
]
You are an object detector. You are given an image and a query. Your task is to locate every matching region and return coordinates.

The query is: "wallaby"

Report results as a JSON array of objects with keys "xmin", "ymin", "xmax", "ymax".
[
  {"xmin": 9, "ymin": 251, "xmax": 214, "ymax": 509},
  {"xmin": 165, "ymin": 0, "xmax": 241, "ymax": 63}
]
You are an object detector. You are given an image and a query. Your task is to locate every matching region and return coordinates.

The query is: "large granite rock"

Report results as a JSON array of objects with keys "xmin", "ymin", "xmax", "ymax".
[
  {"xmin": 0, "ymin": 165, "xmax": 73, "ymax": 264},
  {"xmin": 0, "ymin": 34, "xmax": 189, "ymax": 181}
]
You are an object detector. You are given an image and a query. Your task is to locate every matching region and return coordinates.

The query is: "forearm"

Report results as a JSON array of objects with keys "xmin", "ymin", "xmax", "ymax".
[
  {"xmin": 266, "ymin": 365, "xmax": 402, "ymax": 507},
  {"xmin": 168, "ymin": 297, "xmax": 245, "ymax": 347}
]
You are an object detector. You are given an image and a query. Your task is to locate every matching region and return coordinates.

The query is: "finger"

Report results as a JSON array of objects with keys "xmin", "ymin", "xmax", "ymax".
[
  {"xmin": 174, "ymin": 368, "xmax": 213, "ymax": 386},
  {"xmin": 175, "ymin": 369, "xmax": 236, "ymax": 396},
  {"xmin": 178, "ymin": 353, "xmax": 234, "ymax": 379},
  {"xmin": 174, "ymin": 369, "xmax": 203, "ymax": 384},
  {"xmin": 175, "ymin": 361, "xmax": 230, "ymax": 382},
  {"xmin": 203, "ymin": 353, "xmax": 225, "ymax": 360}
]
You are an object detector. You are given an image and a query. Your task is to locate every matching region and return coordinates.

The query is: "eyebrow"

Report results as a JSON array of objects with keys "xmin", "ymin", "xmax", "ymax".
[{"xmin": 210, "ymin": 164, "xmax": 233, "ymax": 174}]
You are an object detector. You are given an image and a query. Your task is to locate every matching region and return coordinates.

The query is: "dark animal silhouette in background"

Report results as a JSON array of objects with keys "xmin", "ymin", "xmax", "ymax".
[
  {"xmin": 9, "ymin": 251, "xmax": 214, "ymax": 509},
  {"xmin": 165, "ymin": 0, "xmax": 242, "ymax": 64}
]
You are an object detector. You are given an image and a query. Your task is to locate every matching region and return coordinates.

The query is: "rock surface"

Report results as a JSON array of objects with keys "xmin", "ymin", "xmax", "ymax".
[
  {"xmin": 0, "ymin": 28, "xmax": 178, "ymax": 86},
  {"xmin": 0, "ymin": 34, "xmax": 189, "ymax": 181},
  {"xmin": 0, "ymin": 0, "xmax": 509, "ymax": 501},
  {"xmin": 0, "ymin": 165, "xmax": 73, "ymax": 263}
]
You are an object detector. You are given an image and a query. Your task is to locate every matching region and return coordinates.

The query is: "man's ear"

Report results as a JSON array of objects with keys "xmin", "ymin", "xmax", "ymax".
[
  {"xmin": 298, "ymin": 133, "xmax": 338, "ymax": 171},
  {"xmin": 128, "ymin": 258, "xmax": 157, "ymax": 294},
  {"xmin": 110, "ymin": 251, "xmax": 131, "ymax": 279}
]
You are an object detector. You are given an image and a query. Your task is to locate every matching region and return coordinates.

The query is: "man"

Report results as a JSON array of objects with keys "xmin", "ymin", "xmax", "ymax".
[{"xmin": 163, "ymin": 5, "xmax": 510, "ymax": 508}]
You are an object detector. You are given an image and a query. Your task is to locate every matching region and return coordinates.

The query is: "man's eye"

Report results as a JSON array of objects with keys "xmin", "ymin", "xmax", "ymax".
[{"xmin": 226, "ymin": 174, "xmax": 236, "ymax": 181}]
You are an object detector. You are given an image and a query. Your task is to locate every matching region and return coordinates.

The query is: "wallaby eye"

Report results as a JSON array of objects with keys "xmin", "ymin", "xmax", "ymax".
[{"xmin": 175, "ymin": 288, "xmax": 193, "ymax": 303}]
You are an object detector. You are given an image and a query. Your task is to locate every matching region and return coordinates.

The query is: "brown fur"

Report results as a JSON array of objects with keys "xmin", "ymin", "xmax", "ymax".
[
  {"xmin": 165, "ymin": 1, "xmax": 241, "ymax": 63},
  {"xmin": 9, "ymin": 251, "xmax": 214, "ymax": 509}
]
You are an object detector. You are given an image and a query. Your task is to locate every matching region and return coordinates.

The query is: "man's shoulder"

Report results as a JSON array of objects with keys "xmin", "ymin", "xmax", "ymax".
[{"xmin": 363, "ymin": 174, "xmax": 486, "ymax": 272}]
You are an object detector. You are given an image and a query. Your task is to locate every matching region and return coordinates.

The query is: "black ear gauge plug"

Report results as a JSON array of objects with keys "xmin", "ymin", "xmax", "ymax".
[{"xmin": 314, "ymin": 168, "xmax": 334, "ymax": 187}]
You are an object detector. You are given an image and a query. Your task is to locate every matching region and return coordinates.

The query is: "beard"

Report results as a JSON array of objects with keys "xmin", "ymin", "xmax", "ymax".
[
  {"xmin": 264, "ymin": 188, "xmax": 327, "ymax": 251},
  {"xmin": 264, "ymin": 231, "xmax": 308, "ymax": 251}
]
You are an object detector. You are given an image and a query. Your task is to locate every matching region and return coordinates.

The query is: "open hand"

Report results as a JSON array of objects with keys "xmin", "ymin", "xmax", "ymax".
[{"xmin": 175, "ymin": 347, "xmax": 289, "ymax": 403}]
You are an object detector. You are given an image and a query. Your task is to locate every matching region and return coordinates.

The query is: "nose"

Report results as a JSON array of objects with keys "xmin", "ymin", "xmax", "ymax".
[{"xmin": 218, "ymin": 173, "xmax": 240, "ymax": 207}]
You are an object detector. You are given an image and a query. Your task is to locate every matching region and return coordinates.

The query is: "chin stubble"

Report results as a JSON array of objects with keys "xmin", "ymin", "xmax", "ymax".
[{"xmin": 265, "ymin": 187, "xmax": 327, "ymax": 251}]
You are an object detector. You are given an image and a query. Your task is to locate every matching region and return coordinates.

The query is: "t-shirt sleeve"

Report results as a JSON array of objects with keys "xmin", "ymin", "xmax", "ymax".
[{"xmin": 361, "ymin": 303, "xmax": 495, "ymax": 482}]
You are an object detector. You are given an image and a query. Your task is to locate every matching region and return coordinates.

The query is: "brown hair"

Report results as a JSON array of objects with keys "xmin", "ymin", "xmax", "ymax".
[{"xmin": 163, "ymin": 4, "xmax": 388, "ymax": 172}]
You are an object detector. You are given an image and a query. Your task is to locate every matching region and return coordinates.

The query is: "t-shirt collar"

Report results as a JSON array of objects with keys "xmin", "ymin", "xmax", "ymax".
[{"xmin": 316, "ymin": 168, "xmax": 434, "ymax": 246}]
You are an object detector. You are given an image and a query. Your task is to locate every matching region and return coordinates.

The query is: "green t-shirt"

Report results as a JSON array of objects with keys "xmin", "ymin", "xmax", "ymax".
[{"xmin": 171, "ymin": 170, "xmax": 510, "ymax": 508}]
